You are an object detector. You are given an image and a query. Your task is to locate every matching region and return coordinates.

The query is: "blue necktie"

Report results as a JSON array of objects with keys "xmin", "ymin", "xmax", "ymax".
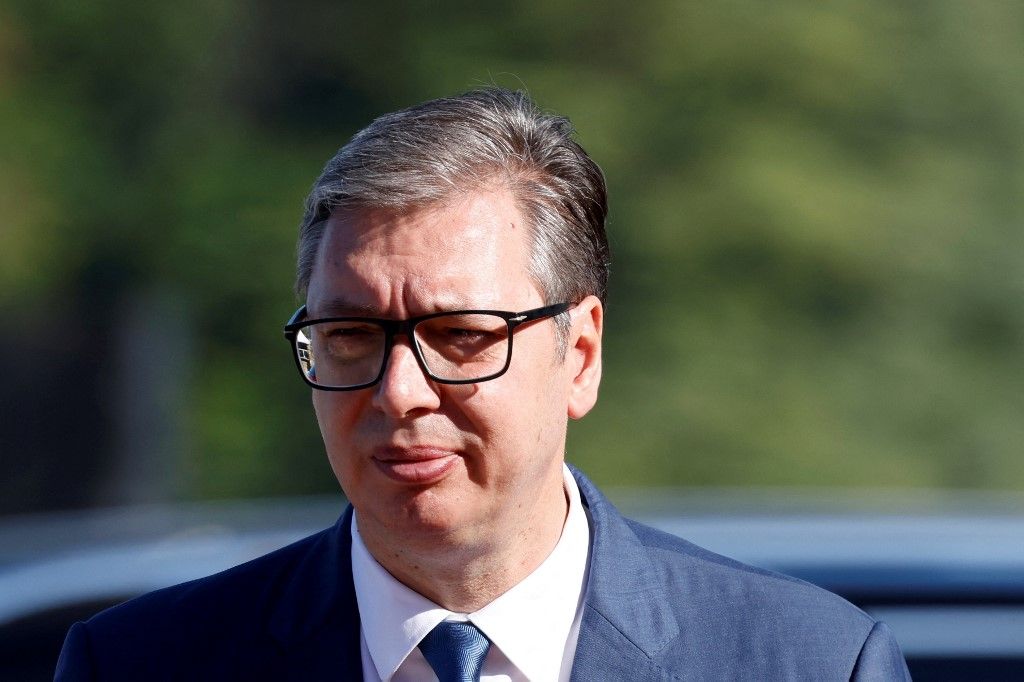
[{"xmin": 418, "ymin": 621, "xmax": 492, "ymax": 682}]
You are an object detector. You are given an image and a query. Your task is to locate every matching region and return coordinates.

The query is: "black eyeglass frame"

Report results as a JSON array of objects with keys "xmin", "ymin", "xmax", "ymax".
[{"xmin": 283, "ymin": 302, "xmax": 575, "ymax": 391}]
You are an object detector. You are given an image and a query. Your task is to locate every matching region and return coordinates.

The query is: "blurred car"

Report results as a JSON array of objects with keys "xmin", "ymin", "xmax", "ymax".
[{"xmin": 2, "ymin": 489, "xmax": 1023, "ymax": 681}]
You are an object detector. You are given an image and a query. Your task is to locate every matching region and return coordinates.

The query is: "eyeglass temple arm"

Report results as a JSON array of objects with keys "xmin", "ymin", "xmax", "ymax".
[{"xmin": 509, "ymin": 302, "xmax": 574, "ymax": 324}]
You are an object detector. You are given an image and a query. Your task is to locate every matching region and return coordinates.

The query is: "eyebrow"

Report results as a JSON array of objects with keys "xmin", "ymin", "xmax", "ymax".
[
  {"xmin": 312, "ymin": 298, "xmax": 383, "ymax": 317},
  {"xmin": 311, "ymin": 295, "xmax": 484, "ymax": 319}
]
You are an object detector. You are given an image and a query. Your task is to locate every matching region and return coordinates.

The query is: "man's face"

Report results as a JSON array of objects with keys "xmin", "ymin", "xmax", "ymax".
[{"xmin": 305, "ymin": 187, "xmax": 598, "ymax": 553}]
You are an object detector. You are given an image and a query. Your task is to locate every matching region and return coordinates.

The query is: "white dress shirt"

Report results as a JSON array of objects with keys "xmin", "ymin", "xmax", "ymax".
[{"xmin": 352, "ymin": 464, "xmax": 591, "ymax": 682}]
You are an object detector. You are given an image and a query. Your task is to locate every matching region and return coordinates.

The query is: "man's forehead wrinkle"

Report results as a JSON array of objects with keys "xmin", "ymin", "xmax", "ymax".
[
  {"xmin": 311, "ymin": 296, "xmax": 382, "ymax": 317},
  {"xmin": 310, "ymin": 252, "xmax": 492, "ymax": 318},
  {"xmin": 308, "ymin": 187, "xmax": 541, "ymax": 319}
]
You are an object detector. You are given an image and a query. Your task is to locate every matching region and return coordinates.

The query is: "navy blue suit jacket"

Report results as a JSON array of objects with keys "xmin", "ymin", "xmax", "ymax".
[{"xmin": 56, "ymin": 469, "xmax": 910, "ymax": 680}]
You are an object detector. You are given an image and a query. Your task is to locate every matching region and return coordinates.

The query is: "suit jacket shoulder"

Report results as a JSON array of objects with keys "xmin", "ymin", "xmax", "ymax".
[
  {"xmin": 569, "ymin": 467, "xmax": 910, "ymax": 681},
  {"xmin": 55, "ymin": 510, "xmax": 363, "ymax": 681}
]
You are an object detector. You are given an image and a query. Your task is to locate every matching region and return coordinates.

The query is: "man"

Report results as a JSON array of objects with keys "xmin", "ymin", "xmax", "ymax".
[{"xmin": 56, "ymin": 88, "xmax": 910, "ymax": 680}]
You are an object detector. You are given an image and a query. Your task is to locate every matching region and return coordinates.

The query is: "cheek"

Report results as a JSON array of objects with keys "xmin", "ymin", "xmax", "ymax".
[
  {"xmin": 478, "ymin": 363, "xmax": 569, "ymax": 458},
  {"xmin": 527, "ymin": 362, "xmax": 572, "ymax": 449},
  {"xmin": 312, "ymin": 393, "xmax": 367, "ymax": 498},
  {"xmin": 312, "ymin": 394, "xmax": 357, "ymax": 459},
  {"xmin": 311, "ymin": 393, "xmax": 333, "ymax": 438}
]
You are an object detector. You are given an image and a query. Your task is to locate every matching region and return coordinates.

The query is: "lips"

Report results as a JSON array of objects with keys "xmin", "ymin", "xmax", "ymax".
[{"xmin": 371, "ymin": 446, "xmax": 460, "ymax": 485}]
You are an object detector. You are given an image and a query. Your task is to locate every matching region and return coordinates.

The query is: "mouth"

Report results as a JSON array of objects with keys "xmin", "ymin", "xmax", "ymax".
[{"xmin": 371, "ymin": 446, "xmax": 460, "ymax": 485}]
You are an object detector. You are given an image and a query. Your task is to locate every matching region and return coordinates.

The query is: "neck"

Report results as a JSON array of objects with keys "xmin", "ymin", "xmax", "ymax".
[{"xmin": 357, "ymin": 468, "xmax": 569, "ymax": 613}]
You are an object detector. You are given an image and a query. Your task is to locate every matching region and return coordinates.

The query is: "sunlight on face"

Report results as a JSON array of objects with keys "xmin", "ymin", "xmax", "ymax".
[{"xmin": 306, "ymin": 188, "xmax": 574, "ymax": 556}]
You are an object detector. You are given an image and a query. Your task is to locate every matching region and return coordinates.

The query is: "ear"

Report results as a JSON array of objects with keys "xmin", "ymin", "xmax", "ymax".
[{"xmin": 566, "ymin": 295, "xmax": 603, "ymax": 420}]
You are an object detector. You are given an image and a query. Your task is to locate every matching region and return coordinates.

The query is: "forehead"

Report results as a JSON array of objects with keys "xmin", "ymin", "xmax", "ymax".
[{"xmin": 306, "ymin": 188, "xmax": 540, "ymax": 314}]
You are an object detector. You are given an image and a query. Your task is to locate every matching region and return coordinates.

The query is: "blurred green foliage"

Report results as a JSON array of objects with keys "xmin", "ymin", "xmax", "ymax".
[{"xmin": 2, "ymin": 0, "xmax": 1022, "ymax": 508}]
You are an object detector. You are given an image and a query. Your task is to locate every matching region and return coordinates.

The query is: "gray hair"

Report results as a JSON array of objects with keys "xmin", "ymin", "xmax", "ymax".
[{"xmin": 295, "ymin": 88, "xmax": 610, "ymax": 342}]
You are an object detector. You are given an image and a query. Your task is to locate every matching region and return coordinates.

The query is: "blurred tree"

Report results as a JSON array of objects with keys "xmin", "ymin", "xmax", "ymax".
[{"xmin": 1, "ymin": 0, "xmax": 1022, "ymax": 513}]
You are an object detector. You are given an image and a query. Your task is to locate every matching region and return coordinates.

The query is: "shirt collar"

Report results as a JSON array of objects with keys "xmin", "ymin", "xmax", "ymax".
[
  {"xmin": 351, "ymin": 464, "xmax": 591, "ymax": 682},
  {"xmin": 351, "ymin": 520, "xmax": 448, "ymax": 681}
]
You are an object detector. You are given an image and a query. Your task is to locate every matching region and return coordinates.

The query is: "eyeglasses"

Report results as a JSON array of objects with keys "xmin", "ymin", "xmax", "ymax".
[{"xmin": 283, "ymin": 302, "xmax": 574, "ymax": 390}]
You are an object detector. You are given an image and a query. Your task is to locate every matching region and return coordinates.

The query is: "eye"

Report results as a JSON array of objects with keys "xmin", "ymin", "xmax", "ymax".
[
  {"xmin": 311, "ymin": 322, "xmax": 384, "ymax": 360},
  {"xmin": 321, "ymin": 322, "xmax": 379, "ymax": 338},
  {"xmin": 445, "ymin": 326, "xmax": 495, "ymax": 342},
  {"xmin": 417, "ymin": 316, "xmax": 505, "ymax": 345}
]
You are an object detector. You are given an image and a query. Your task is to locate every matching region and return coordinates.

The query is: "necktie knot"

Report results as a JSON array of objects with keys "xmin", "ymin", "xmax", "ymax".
[{"xmin": 418, "ymin": 621, "xmax": 492, "ymax": 682}]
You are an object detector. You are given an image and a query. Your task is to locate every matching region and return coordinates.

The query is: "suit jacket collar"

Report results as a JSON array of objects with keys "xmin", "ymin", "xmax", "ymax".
[
  {"xmin": 267, "ymin": 506, "xmax": 363, "ymax": 678},
  {"xmin": 569, "ymin": 465, "xmax": 682, "ymax": 680}
]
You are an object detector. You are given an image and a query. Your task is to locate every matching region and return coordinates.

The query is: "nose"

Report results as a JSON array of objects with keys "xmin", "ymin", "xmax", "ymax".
[{"xmin": 371, "ymin": 337, "xmax": 441, "ymax": 417}]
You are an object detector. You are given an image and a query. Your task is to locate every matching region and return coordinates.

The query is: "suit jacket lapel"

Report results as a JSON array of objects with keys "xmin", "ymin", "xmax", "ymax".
[
  {"xmin": 264, "ymin": 506, "xmax": 364, "ymax": 679},
  {"xmin": 570, "ymin": 467, "xmax": 682, "ymax": 681},
  {"xmin": 256, "ymin": 476, "xmax": 683, "ymax": 679}
]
